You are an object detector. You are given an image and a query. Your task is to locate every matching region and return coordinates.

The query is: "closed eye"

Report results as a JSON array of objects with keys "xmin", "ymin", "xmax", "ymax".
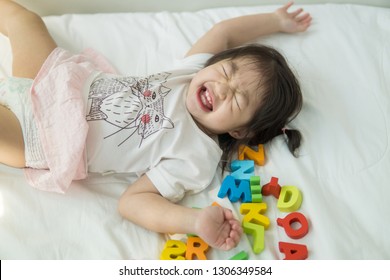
[
  {"xmin": 233, "ymin": 94, "xmax": 242, "ymax": 111},
  {"xmin": 222, "ymin": 65, "xmax": 229, "ymax": 79},
  {"xmin": 222, "ymin": 64, "xmax": 241, "ymax": 111}
]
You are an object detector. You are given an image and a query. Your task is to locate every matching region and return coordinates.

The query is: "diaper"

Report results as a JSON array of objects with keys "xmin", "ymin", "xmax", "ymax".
[{"xmin": 0, "ymin": 77, "xmax": 47, "ymax": 169}]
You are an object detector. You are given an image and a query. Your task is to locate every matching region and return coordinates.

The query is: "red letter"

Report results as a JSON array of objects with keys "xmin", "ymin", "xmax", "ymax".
[
  {"xmin": 279, "ymin": 242, "xmax": 308, "ymax": 260},
  {"xmin": 277, "ymin": 212, "xmax": 309, "ymax": 239}
]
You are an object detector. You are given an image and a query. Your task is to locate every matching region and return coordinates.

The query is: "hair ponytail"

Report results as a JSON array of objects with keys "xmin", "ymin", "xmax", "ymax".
[{"xmin": 283, "ymin": 128, "xmax": 302, "ymax": 157}]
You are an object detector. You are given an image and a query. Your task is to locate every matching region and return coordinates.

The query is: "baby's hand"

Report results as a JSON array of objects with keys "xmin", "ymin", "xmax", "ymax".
[
  {"xmin": 275, "ymin": 1, "xmax": 312, "ymax": 33},
  {"xmin": 195, "ymin": 205, "xmax": 242, "ymax": 251}
]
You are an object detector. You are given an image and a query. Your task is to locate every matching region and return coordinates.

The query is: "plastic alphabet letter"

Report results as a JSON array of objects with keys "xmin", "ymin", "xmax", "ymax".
[
  {"xmin": 160, "ymin": 240, "xmax": 186, "ymax": 260},
  {"xmin": 250, "ymin": 175, "xmax": 261, "ymax": 186},
  {"xmin": 262, "ymin": 177, "xmax": 281, "ymax": 198},
  {"xmin": 238, "ymin": 144, "xmax": 265, "ymax": 166},
  {"xmin": 242, "ymin": 222, "xmax": 265, "ymax": 254},
  {"xmin": 218, "ymin": 175, "xmax": 252, "ymax": 202},
  {"xmin": 230, "ymin": 160, "xmax": 255, "ymax": 183},
  {"xmin": 240, "ymin": 203, "xmax": 270, "ymax": 229},
  {"xmin": 229, "ymin": 250, "xmax": 249, "ymax": 260},
  {"xmin": 277, "ymin": 186, "xmax": 302, "ymax": 212},
  {"xmin": 277, "ymin": 212, "xmax": 309, "ymax": 239},
  {"xmin": 250, "ymin": 176, "xmax": 262, "ymax": 203},
  {"xmin": 279, "ymin": 241, "xmax": 308, "ymax": 260},
  {"xmin": 185, "ymin": 237, "xmax": 209, "ymax": 260},
  {"xmin": 251, "ymin": 193, "xmax": 263, "ymax": 203}
]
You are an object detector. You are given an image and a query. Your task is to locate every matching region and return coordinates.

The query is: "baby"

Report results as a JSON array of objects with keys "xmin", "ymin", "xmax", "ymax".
[{"xmin": 0, "ymin": 0, "xmax": 311, "ymax": 250}]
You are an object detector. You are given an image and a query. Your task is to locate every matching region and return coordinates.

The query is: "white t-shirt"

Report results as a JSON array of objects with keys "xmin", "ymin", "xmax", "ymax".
[{"xmin": 85, "ymin": 54, "xmax": 222, "ymax": 202}]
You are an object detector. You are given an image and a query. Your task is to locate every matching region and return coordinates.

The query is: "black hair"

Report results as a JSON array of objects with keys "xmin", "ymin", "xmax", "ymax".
[{"xmin": 205, "ymin": 44, "xmax": 303, "ymax": 169}]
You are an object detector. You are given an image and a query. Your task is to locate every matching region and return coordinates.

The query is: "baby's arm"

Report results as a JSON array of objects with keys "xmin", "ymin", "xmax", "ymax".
[
  {"xmin": 118, "ymin": 174, "xmax": 242, "ymax": 251},
  {"xmin": 186, "ymin": 1, "xmax": 311, "ymax": 57}
]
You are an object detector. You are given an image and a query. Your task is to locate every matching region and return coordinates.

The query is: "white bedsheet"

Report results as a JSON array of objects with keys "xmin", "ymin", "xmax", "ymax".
[{"xmin": 0, "ymin": 4, "xmax": 389, "ymax": 259}]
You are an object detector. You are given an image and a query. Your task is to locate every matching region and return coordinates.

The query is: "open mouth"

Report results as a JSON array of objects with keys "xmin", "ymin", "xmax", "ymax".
[{"xmin": 197, "ymin": 86, "xmax": 213, "ymax": 111}]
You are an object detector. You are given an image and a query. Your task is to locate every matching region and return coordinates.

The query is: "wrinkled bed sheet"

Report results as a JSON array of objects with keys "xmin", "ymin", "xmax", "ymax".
[{"xmin": 0, "ymin": 4, "xmax": 389, "ymax": 259}]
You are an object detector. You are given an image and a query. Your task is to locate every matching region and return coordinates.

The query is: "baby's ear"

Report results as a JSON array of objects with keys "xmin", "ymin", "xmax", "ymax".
[{"xmin": 228, "ymin": 128, "xmax": 248, "ymax": 139}]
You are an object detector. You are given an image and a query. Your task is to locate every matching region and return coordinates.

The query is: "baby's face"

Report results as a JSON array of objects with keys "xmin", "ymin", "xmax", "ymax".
[{"xmin": 186, "ymin": 58, "xmax": 261, "ymax": 139}]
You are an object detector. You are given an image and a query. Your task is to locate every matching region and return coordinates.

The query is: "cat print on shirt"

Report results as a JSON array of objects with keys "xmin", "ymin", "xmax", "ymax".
[{"xmin": 86, "ymin": 72, "xmax": 174, "ymax": 147}]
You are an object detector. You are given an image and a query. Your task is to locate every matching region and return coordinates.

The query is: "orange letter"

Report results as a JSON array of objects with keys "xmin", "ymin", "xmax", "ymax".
[
  {"xmin": 238, "ymin": 144, "xmax": 265, "ymax": 166},
  {"xmin": 185, "ymin": 237, "xmax": 209, "ymax": 260}
]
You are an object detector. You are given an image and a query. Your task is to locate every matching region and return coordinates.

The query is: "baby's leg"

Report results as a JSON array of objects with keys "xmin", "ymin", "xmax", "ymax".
[
  {"xmin": 0, "ymin": 1, "xmax": 54, "ymax": 166},
  {"xmin": 0, "ymin": 0, "xmax": 57, "ymax": 78},
  {"xmin": 0, "ymin": 105, "xmax": 25, "ymax": 167}
]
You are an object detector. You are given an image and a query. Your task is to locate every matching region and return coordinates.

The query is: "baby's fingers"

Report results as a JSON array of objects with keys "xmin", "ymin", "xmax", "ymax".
[
  {"xmin": 230, "ymin": 219, "xmax": 243, "ymax": 235},
  {"xmin": 289, "ymin": 8, "xmax": 304, "ymax": 18},
  {"xmin": 281, "ymin": 1, "xmax": 295, "ymax": 12},
  {"xmin": 230, "ymin": 220, "xmax": 243, "ymax": 242},
  {"xmin": 296, "ymin": 12, "xmax": 311, "ymax": 23},
  {"xmin": 297, "ymin": 14, "xmax": 312, "ymax": 31}
]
